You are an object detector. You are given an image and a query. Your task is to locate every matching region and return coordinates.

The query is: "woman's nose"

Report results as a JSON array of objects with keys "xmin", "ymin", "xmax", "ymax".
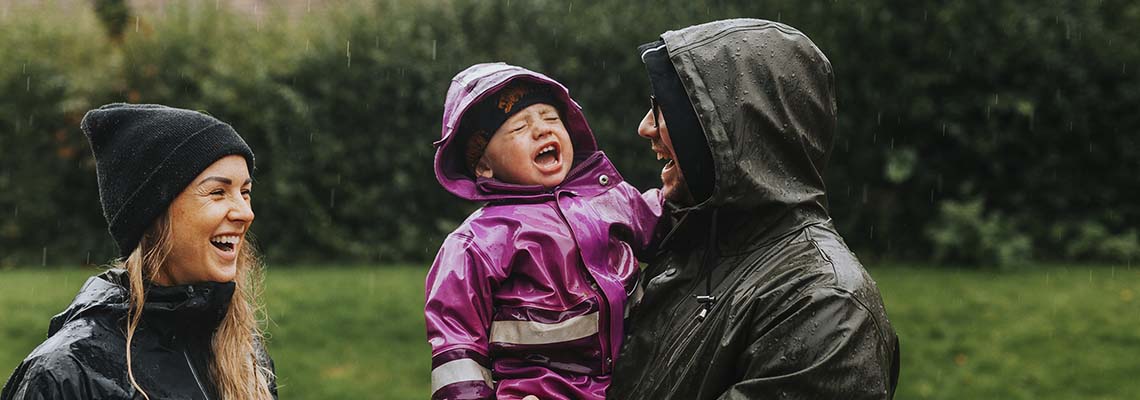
[
  {"xmin": 229, "ymin": 197, "xmax": 255, "ymax": 223},
  {"xmin": 637, "ymin": 109, "xmax": 658, "ymax": 139}
]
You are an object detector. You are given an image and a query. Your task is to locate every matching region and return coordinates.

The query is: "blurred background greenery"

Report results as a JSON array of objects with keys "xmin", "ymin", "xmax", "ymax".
[
  {"xmin": 1, "ymin": 0, "xmax": 1135, "ymax": 267},
  {"xmin": 1, "ymin": 0, "xmax": 1138, "ymax": 398}
]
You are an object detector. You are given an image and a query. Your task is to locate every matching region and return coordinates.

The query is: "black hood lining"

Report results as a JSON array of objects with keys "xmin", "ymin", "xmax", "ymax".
[{"xmin": 639, "ymin": 39, "xmax": 715, "ymax": 203}]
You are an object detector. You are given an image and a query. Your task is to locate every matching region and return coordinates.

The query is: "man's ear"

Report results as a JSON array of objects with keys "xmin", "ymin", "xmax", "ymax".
[{"xmin": 474, "ymin": 157, "xmax": 494, "ymax": 179}]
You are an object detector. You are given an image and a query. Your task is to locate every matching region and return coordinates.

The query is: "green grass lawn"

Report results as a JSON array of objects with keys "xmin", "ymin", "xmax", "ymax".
[{"xmin": 2, "ymin": 264, "xmax": 1138, "ymax": 399}]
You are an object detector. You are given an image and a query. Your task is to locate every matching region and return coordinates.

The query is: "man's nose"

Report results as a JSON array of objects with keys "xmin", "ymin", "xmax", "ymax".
[{"xmin": 637, "ymin": 109, "xmax": 658, "ymax": 139}]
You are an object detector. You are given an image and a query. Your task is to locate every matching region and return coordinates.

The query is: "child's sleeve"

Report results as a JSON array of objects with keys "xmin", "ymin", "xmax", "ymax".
[
  {"xmin": 624, "ymin": 185, "xmax": 666, "ymax": 257},
  {"xmin": 424, "ymin": 234, "xmax": 501, "ymax": 400}
]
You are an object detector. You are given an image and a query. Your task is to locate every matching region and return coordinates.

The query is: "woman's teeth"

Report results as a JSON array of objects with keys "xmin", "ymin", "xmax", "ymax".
[{"xmin": 210, "ymin": 235, "xmax": 240, "ymax": 251}]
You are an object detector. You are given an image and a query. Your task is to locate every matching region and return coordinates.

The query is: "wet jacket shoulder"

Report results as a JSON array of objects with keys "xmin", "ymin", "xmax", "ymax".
[
  {"xmin": 1, "ymin": 269, "xmax": 278, "ymax": 400},
  {"xmin": 611, "ymin": 19, "xmax": 898, "ymax": 399}
]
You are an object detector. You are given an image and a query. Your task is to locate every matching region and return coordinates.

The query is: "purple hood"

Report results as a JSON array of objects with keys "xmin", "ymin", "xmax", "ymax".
[{"xmin": 433, "ymin": 63, "xmax": 599, "ymax": 201}]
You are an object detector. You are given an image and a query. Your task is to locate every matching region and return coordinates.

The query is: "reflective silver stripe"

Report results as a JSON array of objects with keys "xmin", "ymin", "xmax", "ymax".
[
  {"xmin": 640, "ymin": 43, "xmax": 668, "ymax": 61},
  {"xmin": 490, "ymin": 312, "xmax": 600, "ymax": 345},
  {"xmin": 431, "ymin": 358, "xmax": 493, "ymax": 395},
  {"xmin": 625, "ymin": 281, "xmax": 644, "ymax": 318}
]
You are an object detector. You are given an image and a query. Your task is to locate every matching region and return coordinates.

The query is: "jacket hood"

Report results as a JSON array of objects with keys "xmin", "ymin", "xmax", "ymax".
[
  {"xmin": 434, "ymin": 63, "xmax": 599, "ymax": 201},
  {"xmin": 48, "ymin": 269, "xmax": 236, "ymax": 338},
  {"xmin": 659, "ymin": 19, "xmax": 835, "ymax": 222}
]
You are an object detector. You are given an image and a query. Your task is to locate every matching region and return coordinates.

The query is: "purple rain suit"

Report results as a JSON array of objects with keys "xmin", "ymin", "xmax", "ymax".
[{"xmin": 426, "ymin": 63, "xmax": 664, "ymax": 400}]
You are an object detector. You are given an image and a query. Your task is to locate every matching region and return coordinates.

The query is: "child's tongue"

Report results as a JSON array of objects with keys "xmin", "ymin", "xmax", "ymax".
[{"xmin": 536, "ymin": 152, "xmax": 558, "ymax": 167}]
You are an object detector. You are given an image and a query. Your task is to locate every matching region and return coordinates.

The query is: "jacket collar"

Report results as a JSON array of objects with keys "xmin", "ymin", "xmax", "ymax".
[
  {"xmin": 474, "ymin": 152, "xmax": 621, "ymax": 202},
  {"xmin": 48, "ymin": 269, "xmax": 235, "ymax": 341}
]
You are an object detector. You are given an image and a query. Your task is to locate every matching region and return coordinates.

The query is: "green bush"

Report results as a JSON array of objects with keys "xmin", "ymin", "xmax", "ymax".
[
  {"xmin": 926, "ymin": 198, "xmax": 1033, "ymax": 268},
  {"xmin": 1, "ymin": 0, "xmax": 1137, "ymax": 267}
]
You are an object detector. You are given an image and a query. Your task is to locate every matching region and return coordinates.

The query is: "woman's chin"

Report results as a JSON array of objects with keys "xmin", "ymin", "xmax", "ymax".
[{"xmin": 207, "ymin": 264, "xmax": 238, "ymax": 283}]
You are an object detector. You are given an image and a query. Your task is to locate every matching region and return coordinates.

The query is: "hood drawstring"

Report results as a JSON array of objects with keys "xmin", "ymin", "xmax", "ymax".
[{"xmin": 695, "ymin": 208, "xmax": 719, "ymax": 322}]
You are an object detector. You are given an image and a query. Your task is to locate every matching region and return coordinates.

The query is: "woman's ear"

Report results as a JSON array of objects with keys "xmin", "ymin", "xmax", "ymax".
[{"xmin": 474, "ymin": 157, "xmax": 494, "ymax": 179}]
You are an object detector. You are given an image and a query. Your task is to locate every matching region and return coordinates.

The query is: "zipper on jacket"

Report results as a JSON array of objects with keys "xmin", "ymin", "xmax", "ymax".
[
  {"xmin": 184, "ymin": 349, "xmax": 213, "ymax": 400},
  {"xmin": 549, "ymin": 188, "xmax": 613, "ymax": 374}
]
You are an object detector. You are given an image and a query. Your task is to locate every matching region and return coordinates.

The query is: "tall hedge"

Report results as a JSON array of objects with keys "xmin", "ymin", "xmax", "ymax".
[{"xmin": 1, "ymin": 0, "xmax": 1137, "ymax": 267}]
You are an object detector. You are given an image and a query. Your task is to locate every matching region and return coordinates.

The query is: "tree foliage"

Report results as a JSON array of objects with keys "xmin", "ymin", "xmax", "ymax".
[{"xmin": 1, "ymin": 0, "xmax": 1136, "ymax": 267}]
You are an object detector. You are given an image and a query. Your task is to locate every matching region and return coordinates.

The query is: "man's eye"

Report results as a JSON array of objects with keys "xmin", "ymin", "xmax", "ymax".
[
  {"xmin": 210, "ymin": 189, "xmax": 225, "ymax": 196},
  {"xmin": 544, "ymin": 116, "xmax": 560, "ymax": 121}
]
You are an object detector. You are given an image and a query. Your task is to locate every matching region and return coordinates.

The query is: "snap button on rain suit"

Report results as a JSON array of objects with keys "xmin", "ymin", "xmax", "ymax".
[
  {"xmin": 426, "ymin": 63, "xmax": 663, "ymax": 400},
  {"xmin": 1, "ymin": 269, "xmax": 277, "ymax": 400},
  {"xmin": 609, "ymin": 19, "xmax": 901, "ymax": 400}
]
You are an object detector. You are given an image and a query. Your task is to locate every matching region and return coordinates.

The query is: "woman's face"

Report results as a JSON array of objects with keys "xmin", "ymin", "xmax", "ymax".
[{"xmin": 156, "ymin": 155, "xmax": 254, "ymax": 286}]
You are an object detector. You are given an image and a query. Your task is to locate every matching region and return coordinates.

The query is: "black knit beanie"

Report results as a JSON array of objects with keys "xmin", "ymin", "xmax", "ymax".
[
  {"xmin": 639, "ymin": 39, "xmax": 716, "ymax": 202},
  {"xmin": 80, "ymin": 103, "xmax": 255, "ymax": 257}
]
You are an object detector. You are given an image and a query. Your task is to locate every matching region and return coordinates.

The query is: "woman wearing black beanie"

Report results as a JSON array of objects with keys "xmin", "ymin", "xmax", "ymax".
[{"xmin": 1, "ymin": 104, "xmax": 277, "ymax": 400}]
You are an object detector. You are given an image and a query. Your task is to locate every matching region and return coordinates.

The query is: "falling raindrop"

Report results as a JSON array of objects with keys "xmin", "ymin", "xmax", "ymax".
[
  {"xmin": 330, "ymin": 189, "xmax": 336, "ymax": 208},
  {"xmin": 42, "ymin": 246, "xmax": 47, "ymax": 267},
  {"xmin": 346, "ymin": 41, "xmax": 352, "ymax": 68},
  {"xmin": 135, "ymin": 16, "xmax": 139, "ymax": 32},
  {"xmin": 432, "ymin": 39, "xmax": 437, "ymax": 61}
]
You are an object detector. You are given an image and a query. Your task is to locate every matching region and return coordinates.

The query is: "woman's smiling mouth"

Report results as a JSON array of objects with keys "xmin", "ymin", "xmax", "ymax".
[{"xmin": 210, "ymin": 234, "xmax": 240, "ymax": 254}]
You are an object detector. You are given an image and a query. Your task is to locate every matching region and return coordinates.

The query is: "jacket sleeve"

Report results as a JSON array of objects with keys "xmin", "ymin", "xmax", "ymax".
[
  {"xmin": 424, "ymin": 234, "xmax": 501, "ymax": 400},
  {"xmin": 619, "ymin": 184, "xmax": 665, "ymax": 258},
  {"xmin": 1, "ymin": 355, "xmax": 80, "ymax": 400},
  {"xmin": 718, "ymin": 287, "xmax": 899, "ymax": 400}
]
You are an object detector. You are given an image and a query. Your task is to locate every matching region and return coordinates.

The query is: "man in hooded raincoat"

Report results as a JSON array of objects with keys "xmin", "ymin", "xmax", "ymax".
[{"xmin": 609, "ymin": 19, "xmax": 901, "ymax": 399}]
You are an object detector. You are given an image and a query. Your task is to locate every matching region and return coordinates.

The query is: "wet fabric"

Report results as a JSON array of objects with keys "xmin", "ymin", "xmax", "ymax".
[
  {"xmin": 0, "ymin": 269, "xmax": 277, "ymax": 400},
  {"xmin": 610, "ymin": 19, "xmax": 900, "ymax": 399},
  {"xmin": 427, "ymin": 63, "xmax": 664, "ymax": 399}
]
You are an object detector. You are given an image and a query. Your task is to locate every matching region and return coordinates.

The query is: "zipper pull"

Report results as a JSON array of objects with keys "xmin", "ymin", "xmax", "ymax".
[{"xmin": 694, "ymin": 295, "xmax": 716, "ymax": 322}]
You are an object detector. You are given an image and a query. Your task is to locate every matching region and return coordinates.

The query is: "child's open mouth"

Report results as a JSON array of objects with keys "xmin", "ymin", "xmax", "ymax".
[{"xmin": 534, "ymin": 143, "xmax": 561, "ymax": 169}]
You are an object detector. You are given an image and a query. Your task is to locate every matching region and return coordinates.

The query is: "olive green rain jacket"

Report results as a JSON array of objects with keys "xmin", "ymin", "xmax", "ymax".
[{"xmin": 609, "ymin": 19, "xmax": 900, "ymax": 400}]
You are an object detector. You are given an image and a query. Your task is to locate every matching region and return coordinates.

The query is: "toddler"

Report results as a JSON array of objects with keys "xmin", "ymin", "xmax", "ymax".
[{"xmin": 426, "ymin": 63, "xmax": 663, "ymax": 400}]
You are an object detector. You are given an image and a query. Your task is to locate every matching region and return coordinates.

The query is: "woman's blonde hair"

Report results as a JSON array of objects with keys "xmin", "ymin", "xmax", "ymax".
[{"xmin": 117, "ymin": 212, "xmax": 274, "ymax": 399}]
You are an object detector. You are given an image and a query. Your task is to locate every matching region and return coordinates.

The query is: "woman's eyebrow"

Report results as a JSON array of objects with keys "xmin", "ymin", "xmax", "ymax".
[
  {"xmin": 198, "ymin": 176, "xmax": 233, "ymax": 186},
  {"xmin": 198, "ymin": 177, "xmax": 253, "ymax": 186}
]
